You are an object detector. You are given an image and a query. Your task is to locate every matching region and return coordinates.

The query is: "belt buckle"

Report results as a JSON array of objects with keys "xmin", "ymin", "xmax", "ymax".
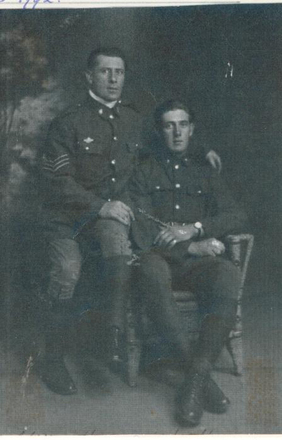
[{"xmin": 169, "ymin": 222, "xmax": 186, "ymax": 227}]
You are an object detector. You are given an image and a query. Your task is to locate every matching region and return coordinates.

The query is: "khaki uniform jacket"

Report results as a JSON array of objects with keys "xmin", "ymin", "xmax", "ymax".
[
  {"xmin": 41, "ymin": 95, "xmax": 143, "ymax": 237},
  {"xmin": 129, "ymin": 150, "xmax": 247, "ymax": 251}
]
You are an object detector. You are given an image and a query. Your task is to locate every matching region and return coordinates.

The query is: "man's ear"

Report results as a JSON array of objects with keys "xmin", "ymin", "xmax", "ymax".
[
  {"xmin": 85, "ymin": 70, "xmax": 92, "ymax": 85},
  {"xmin": 189, "ymin": 123, "xmax": 195, "ymax": 137}
]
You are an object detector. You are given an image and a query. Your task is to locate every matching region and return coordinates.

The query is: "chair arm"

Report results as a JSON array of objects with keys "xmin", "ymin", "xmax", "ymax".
[
  {"xmin": 225, "ymin": 234, "xmax": 253, "ymax": 266},
  {"xmin": 225, "ymin": 233, "xmax": 254, "ymax": 294}
]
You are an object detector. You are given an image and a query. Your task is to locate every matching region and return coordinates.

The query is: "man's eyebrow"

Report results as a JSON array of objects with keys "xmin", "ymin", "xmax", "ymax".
[{"xmin": 164, "ymin": 119, "xmax": 189, "ymax": 123}]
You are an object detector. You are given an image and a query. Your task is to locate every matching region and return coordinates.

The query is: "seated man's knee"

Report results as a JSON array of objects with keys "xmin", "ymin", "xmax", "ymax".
[
  {"xmin": 139, "ymin": 252, "xmax": 171, "ymax": 280},
  {"xmin": 95, "ymin": 219, "xmax": 131, "ymax": 258}
]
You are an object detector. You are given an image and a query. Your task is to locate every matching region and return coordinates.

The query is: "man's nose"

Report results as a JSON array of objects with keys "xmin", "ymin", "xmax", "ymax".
[
  {"xmin": 109, "ymin": 71, "xmax": 117, "ymax": 83},
  {"xmin": 173, "ymin": 124, "xmax": 181, "ymax": 137}
]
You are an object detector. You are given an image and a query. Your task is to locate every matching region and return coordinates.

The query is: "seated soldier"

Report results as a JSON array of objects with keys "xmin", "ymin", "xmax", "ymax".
[
  {"xmin": 38, "ymin": 47, "xmax": 141, "ymax": 395},
  {"xmin": 128, "ymin": 99, "xmax": 247, "ymax": 427}
]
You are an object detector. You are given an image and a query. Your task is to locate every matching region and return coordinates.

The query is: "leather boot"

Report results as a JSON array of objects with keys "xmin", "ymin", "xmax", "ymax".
[
  {"xmin": 196, "ymin": 314, "xmax": 234, "ymax": 365},
  {"xmin": 175, "ymin": 313, "xmax": 233, "ymax": 424},
  {"xmin": 104, "ymin": 256, "xmax": 132, "ymax": 364},
  {"xmin": 175, "ymin": 359, "xmax": 212, "ymax": 427},
  {"xmin": 203, "ymin": 377, "xmax": 230, "ymax": 414},
  {"xmin": 39, "ymin": 328, "xmax": 77, "ymax": 395}
]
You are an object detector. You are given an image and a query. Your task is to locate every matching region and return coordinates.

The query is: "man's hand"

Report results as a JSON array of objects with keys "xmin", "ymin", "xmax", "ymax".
[
  {"xmin": 98, "ymin": 201, "xmax": 135, "ymax": 226},
  {"xmin": 206, "ymin": 150, "xmax": 222, "ymax": 173},
  {"xmin": 154, "ymin": 224, "xmax": 198, "ymax": 249},
  {"xmin": 188, "ymin": 238, "xmax": 225, "ymax": 257}
]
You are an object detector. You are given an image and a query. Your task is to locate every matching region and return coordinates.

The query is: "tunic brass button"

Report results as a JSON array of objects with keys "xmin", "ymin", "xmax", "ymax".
[
  {"xmin": 113, "ymin": 136, "xmax": 118, "ymax": 141},
  {"xmin": 109, "ymin": 114, "xmax": 114, "ymax": 119},
  {"xmin": 175, "ymin": 164, "xmax": 180, "ymax": 170},
  {"xmin": 98, "ymin": 109, "xmax": 103, "ymax": 115},
  {"xmin": 175, "ymin": 204, "xmax": 180, "ymax": 210},
  {"xmin": 111, "ymin": 177, "xmax": 116, "ymax": 182},
  {"xmin": 175, "ymin": 183, "xmax": 181, "ymax": 188},
  {"xmin": 111, "ymin": 159, "xmax": 116, "ymax": 165}
]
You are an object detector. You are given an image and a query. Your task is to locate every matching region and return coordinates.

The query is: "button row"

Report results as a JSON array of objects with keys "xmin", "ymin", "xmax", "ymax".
[
  {"xmin": 85, "ymin": 137, "xmax": 140, "ymax": 147},
  {"xmin": 84, "ymin": 137, "xmax": 118, "ymax": 150},
  {"xmin": 98, "ymin": 108, "xmax": 116, "ymax": 119},
  {"xmin": 155, "ymin": 184, "xmax": 181, "ymax": 189}
]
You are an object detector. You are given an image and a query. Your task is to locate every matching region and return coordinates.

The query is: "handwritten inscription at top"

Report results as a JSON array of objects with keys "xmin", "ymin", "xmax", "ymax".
[{"xmin": 0, "ymin": 0, "xmax": 61, "ymax": 9}]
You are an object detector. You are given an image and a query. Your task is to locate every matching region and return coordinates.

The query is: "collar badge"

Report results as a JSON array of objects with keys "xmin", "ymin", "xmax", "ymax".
[{"xmin": 84, "ymin": 137, "xmax": 94, "ymax": 143}]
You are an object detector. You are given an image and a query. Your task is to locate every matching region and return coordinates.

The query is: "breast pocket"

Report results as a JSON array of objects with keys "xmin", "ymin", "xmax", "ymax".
[
  {"xmin": 76, "ymin": 138, "xmax": 107, "ymax": 181},
  {"xmin": 78, "ymin": 138, "xmax": 104, "ymax": 156},
  {"xmin": 185, "ymin": 182, "xmax": 210, "ymax": 219},
  {"xmin": 126, "ymin": 141, "xmax": 141, "ymax": 154},
  {"xmin": 118, "ymin": 141, "xmax": 140, "ymax": 175},
  {"xmin": 150, "ymin": 184, "xmax": 173, "ymax": 210}
]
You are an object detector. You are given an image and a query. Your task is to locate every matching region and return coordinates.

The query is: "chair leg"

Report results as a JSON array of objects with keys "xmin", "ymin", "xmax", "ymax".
[
  {"xmin": 126, "ymin": 338, "xmax": 142, "ymax": 387},
  {"xmin": 226, "ymin": 334, "xmax": 243, "ymax": 376},
  {"xmin": 125, "ymin": 298, "xmax": 142, "ymax": 387},
  {"xmin": 126, "ymin": 313, "xmax": 141, "ymax": 387}
]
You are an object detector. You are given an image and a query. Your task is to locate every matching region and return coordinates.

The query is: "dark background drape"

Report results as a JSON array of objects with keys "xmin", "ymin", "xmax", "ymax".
[{"xmin": 0, "ymin": 5, "xmax": 281, "ymax": 318}]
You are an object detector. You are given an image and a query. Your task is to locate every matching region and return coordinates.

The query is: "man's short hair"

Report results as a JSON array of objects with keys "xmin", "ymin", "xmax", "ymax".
[
  {"xmin": 154, "ymin": 99, "xmax": 195, "ymax": 130},
  {"xmin": 87, "ymin": 47, "xmax": 127, "ymax": 71}
]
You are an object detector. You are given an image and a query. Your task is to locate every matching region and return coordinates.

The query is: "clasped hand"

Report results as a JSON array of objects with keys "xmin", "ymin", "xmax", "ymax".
[
  {"xmin": 99, "ymin": 201, "xmax": 135, "ymax": 226},
  {"xmin": 188, "ymin": 238, "xmax": 225, "ymax": 257},
  {"xmin": 154, "ymin": 224, "xmax": 197, "ymax": 249}
]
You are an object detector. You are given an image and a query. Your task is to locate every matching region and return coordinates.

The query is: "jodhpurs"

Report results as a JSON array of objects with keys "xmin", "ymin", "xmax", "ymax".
[{"xmin": 46, "ymin": 219, "xmax": 132, "ymax": 302}]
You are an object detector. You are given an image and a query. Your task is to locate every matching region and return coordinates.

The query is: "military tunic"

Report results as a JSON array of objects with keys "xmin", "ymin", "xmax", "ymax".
[
  {"xmin": 129, "ymin": 149, "xmax": 247, "ymax": 251},
  {"xmin": 41, "ymin": 94, "xmax": 143, "ymax": 238}
]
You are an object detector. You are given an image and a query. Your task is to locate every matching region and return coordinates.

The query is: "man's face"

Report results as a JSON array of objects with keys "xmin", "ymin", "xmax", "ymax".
[
  {"xmin": 160, "ymin": 109, "xmax": 194, "ymax": 155},
  {"xmin": 86, "ymin": 55, "xmax": 125, "ymax": 102}
]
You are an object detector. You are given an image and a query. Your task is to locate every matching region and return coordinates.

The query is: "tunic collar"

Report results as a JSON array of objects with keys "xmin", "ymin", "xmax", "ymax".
[
  {"xmin": 89, "ymin": 90, "xmax": 117, "ymax": 108},
  {"xmin": 85, "ymin": 93, "xmax": 122, "ymax": 119},
  {"xmin": 158, "ymin": 148, "xmax": 192, "ymax": 168}
]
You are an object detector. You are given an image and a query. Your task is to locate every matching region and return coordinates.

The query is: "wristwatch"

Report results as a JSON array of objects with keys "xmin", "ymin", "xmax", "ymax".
[{"xmin": 193, "ymin": 221, "xmax": 203, "ymax": 237}]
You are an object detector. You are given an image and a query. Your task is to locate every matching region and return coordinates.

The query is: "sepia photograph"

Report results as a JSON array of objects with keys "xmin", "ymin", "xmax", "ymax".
[{"xmin": 0, "ymin": 2, "xmax": 281, "ymax": 435}]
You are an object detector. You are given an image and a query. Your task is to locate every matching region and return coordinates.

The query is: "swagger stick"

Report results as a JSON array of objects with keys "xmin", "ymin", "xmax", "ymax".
[
  {"xmin": 137, "ymin": 208, "xmax": 169, "ymax": 228},
  {"xmin": 127, "ymin": 208, "xmax": 168, "ymax": 266}
]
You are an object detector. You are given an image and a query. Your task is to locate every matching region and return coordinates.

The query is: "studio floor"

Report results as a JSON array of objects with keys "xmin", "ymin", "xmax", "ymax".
[{"xmin": 0, "ymin": 251, "xmax": 281, "ymax": 435}]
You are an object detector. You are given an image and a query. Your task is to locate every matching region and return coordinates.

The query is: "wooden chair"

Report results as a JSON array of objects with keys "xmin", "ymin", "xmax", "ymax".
[{"xmin": 126, "ymin": 233, "xmax": 254, "ymax": 387}]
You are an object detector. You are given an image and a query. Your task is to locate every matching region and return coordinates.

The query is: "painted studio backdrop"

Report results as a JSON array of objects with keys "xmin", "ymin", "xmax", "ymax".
[{"xmin": 0, "ymin": 4, "xmax": 281, "ymax": 433}]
